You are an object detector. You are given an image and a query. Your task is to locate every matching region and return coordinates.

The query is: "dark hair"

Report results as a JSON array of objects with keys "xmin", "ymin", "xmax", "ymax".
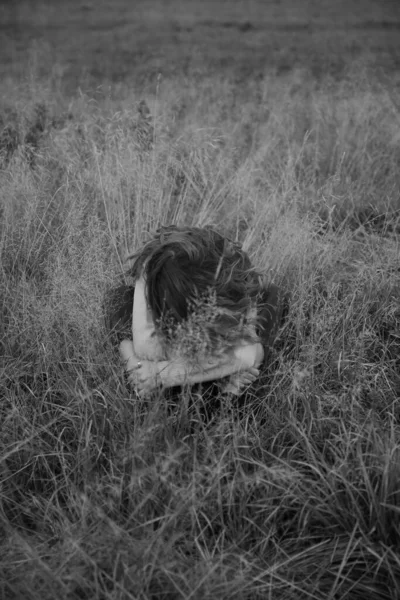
[{"xmin": 127, "ymin": 226, "xmax": 263, "ymax": 348}]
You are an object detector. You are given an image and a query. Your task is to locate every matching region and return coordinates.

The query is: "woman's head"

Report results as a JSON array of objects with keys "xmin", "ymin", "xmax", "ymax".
[{"xmin": 128, "ymin": 226, "xmax": 262, "ymax": 347}]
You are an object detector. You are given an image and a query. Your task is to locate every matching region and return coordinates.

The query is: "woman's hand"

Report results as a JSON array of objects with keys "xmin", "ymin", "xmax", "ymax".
[
  {"xmin": 219, "ymin": 342, "xmax": 263, "ymax": 395},
  {"xmin": 131, "ymin": 359, "xmax": 161, "ymax": 396},
  {"xmin": 222, "ymin": 367, "xmax": 260, "ymax": 395},
  {"xmin": 233, "ymin": 342, "xmax": 264, "ymax": 370},
  {"xmin": 119, "ymin": 340, "xmax": 161, "ymax": 396}
]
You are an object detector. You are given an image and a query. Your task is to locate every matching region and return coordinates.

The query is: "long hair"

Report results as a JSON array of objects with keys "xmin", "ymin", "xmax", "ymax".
[{"xmin": 127, "ymin": 226, "xmax": 263, "ymax": 352}]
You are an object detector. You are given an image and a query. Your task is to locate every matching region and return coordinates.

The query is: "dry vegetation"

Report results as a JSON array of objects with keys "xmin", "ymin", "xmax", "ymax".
[{"xmin": 1, "ymin": 1, "xmax": 400, "ymax": 598}]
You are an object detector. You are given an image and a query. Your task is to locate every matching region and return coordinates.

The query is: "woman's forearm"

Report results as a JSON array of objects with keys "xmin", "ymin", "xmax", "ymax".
[
  {"xmin": 157, "ymin": 357, "xmax": 238, "ymax": 388},
  {"xmin": 157, "ymin": 342, "xmax": 263, "ymax": 388}
]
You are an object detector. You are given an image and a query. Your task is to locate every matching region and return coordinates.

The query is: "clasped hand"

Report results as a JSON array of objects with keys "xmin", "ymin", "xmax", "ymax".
[{"xmin": 119, "ymin": 340, "xmax": 161, "ymax": 396}]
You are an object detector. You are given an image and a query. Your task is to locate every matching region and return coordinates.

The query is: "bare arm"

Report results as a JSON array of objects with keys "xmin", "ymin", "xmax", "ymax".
[
  {"xmin": 119, "ymin": 340, "xmax": 263, "ymax": 395},
  {"xmin": 158, "ymin": 346, "xmax": 261, "ymax": 388},
  {"xmin": 131, "ymin": 276, "xmax": 167, "ymax": 361}
]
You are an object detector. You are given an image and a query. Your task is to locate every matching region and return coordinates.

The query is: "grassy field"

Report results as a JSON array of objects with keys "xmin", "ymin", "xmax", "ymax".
[{"xmin": 1, "ymin": 1, "xmax": 400, "ymax": 598}]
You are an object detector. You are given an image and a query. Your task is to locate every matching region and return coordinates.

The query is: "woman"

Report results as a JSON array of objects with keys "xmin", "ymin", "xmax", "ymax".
[{"xmin": 105, "ymin": 226, "xmax": 287, "ymax": 404}]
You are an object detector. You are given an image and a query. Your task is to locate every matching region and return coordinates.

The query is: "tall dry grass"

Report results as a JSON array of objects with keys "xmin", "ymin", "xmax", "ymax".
[{"xmin": 1, "ymin": 61, "xmax": 400, "ymax": 599}]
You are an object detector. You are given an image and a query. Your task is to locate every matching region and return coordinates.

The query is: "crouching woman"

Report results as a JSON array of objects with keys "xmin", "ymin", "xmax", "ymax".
[{"xmin": 105, "ymin": 226, "xmax": 287, "ymax": 405}]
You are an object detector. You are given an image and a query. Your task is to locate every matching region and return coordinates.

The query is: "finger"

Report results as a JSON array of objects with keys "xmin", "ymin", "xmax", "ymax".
[
  {"xmin": 237, "ymin": 376, "xmax": 257, "ymax": 389},
  {"xmin": 239, "ymin": 372, "xmax": 256, "ymax": 383},
  {"xmin": 232, "ymin": 376, "xmax": 248, "ymax": 387},
  {"xmin": 238, "ymin": 373, "xmax": 258, "ymax": 384},
  {"xmin": 126, "ymin": 367, "xmax": 138, "ymax": 378},
  {"xmin": 131, "ymin": 361, "xmax": 143, "ymax": 371},
  {"xmin": 247, "ymin": 372, "xmax": 258, "ymax": 381},
  {"xmin": 224, "ymin": 383, "xmax": 241, "ymax": 395},
  {"xmin": 235, "ymin": 369, "xmax": 257, "ymax": 382},
  {"xmin": 248, "ymin": 368, "xmax": 260, "ymax": 376},
  {"xmin": 127, "ymin": 375, "xmax": 139, "ymax": 388},
  {"xmin": 127, "ymin": 368, "xmax": 144, "ymax": 383},
  {"xmin": 240, "ymin": 379, "xmax": 254, "ymax": 387}
]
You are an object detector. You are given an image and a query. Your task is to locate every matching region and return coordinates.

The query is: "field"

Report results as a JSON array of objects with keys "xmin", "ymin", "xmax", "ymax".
[{"xmin": 1, "ymin": 0, "xmax": 400, "ymax": 598}]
